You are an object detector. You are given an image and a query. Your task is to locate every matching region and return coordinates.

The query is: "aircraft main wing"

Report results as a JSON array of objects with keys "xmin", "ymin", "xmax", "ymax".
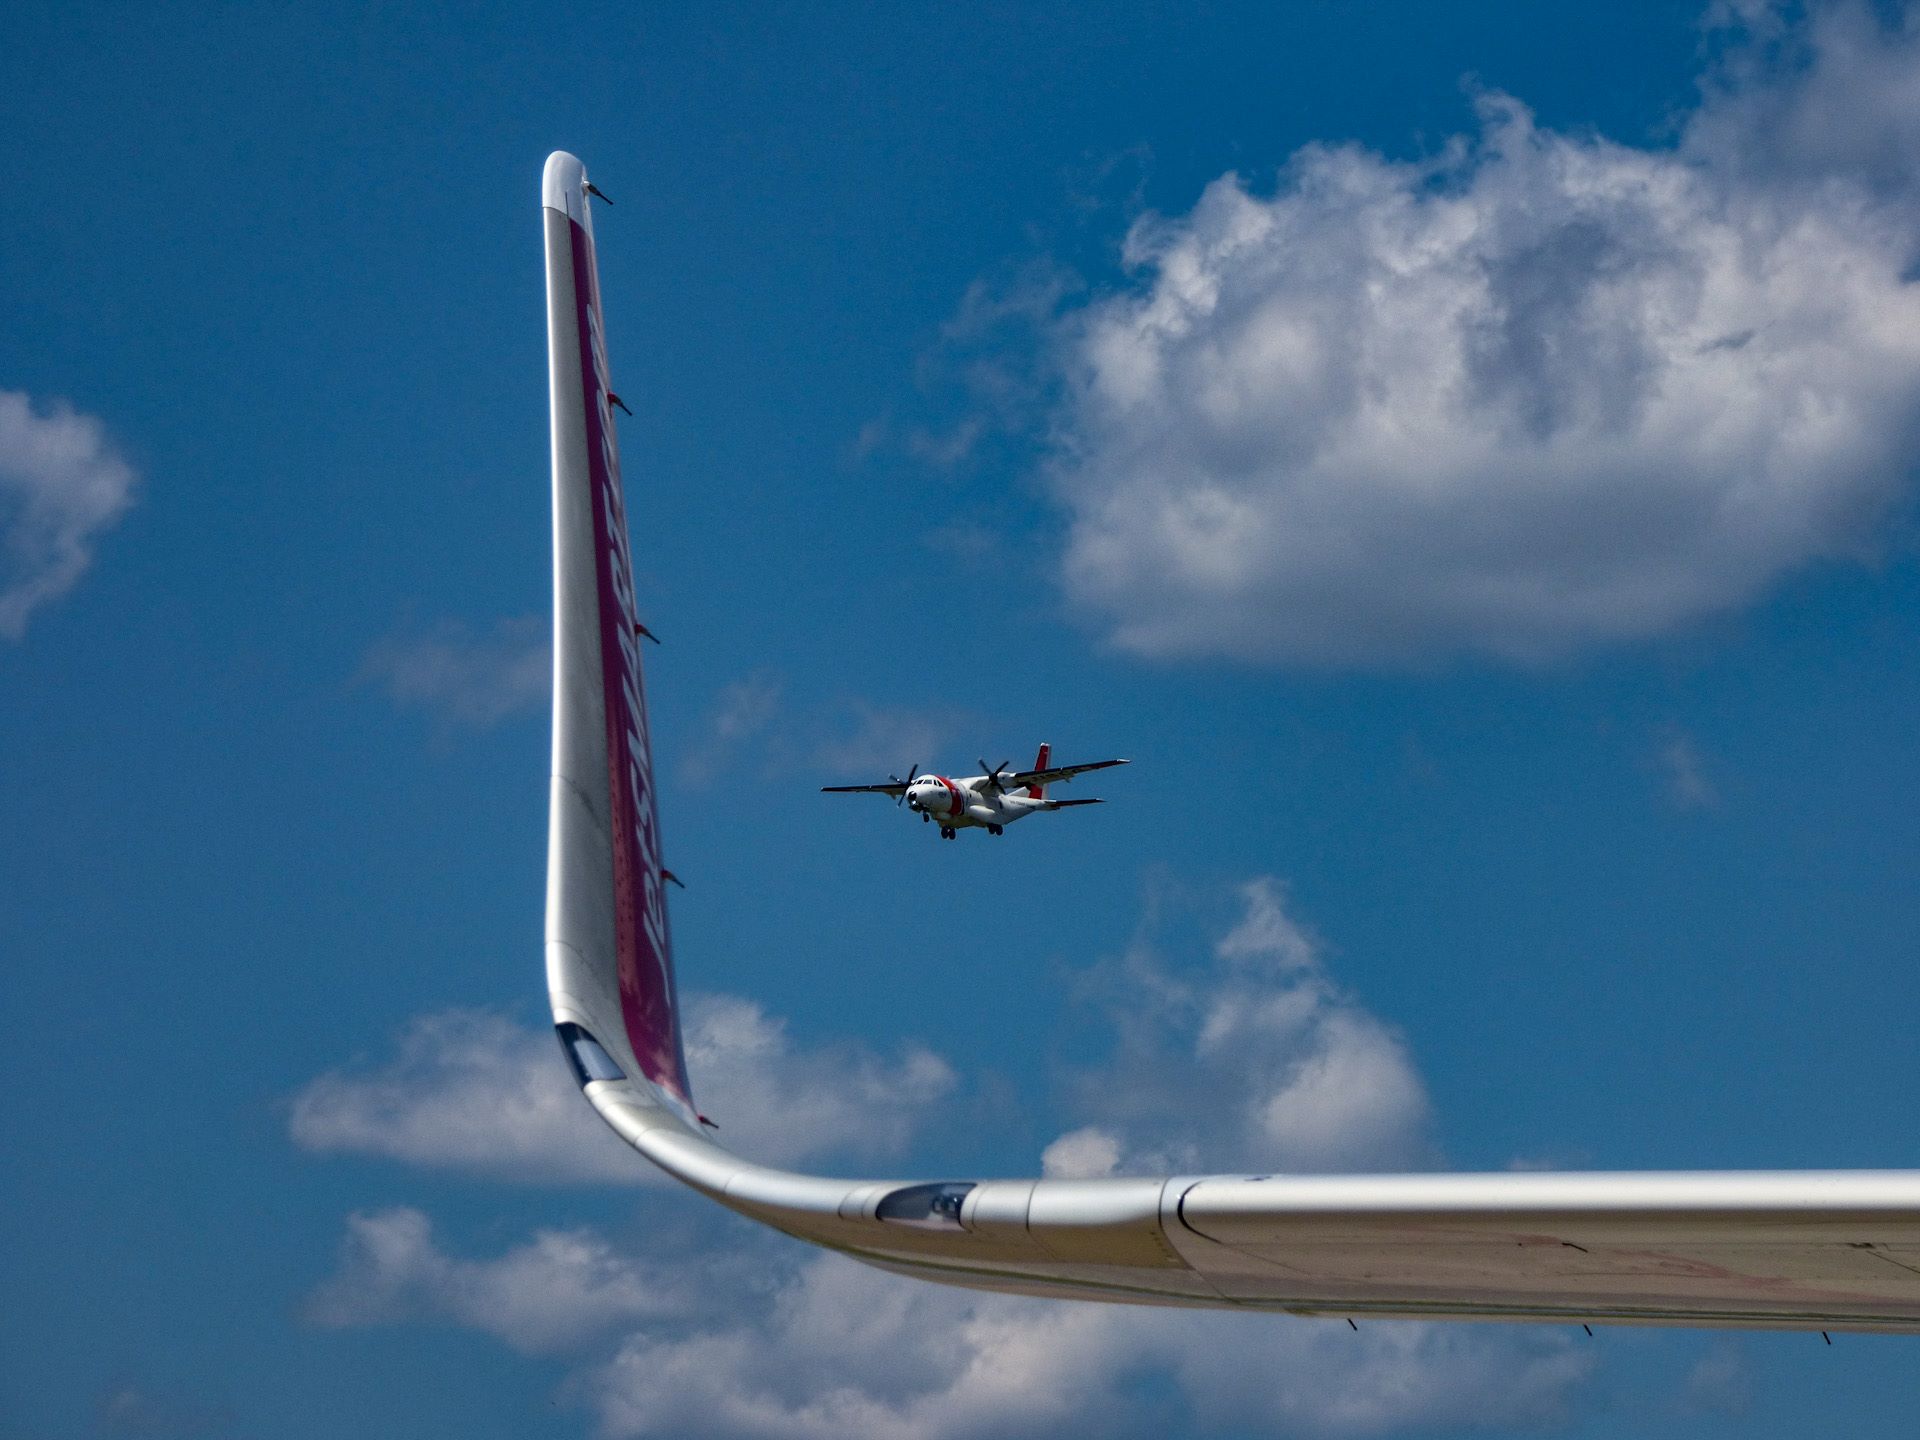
[
  {"xmin": 1008, "ymin": 757, "xmax": 1128, "ymax": 789},
  {"xmin": 820, "ymin": 782, "xmax": 910, "ymax": 796},
  {"xmin": 541, "ymin": 151, "xmax": 1920, "ymax": 1333}
]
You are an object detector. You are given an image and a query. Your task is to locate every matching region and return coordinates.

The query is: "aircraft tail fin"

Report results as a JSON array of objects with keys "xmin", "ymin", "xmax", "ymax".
[
  {"xmin": 1027, "ymin": 742, "xmax": 1050, "ymax": 798},
  {"xmin": 542, "ymin": 151, "xmax": 695, "ymax": 1128}
]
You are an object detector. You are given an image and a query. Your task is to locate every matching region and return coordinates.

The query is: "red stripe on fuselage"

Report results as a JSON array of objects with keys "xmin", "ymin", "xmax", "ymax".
[{"xmin": 937, "ymin": 775, "xmax": 965, "ymax": 820}]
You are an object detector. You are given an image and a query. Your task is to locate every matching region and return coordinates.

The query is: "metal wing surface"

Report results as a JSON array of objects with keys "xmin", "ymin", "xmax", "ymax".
[
  {"xmin": 1007, "ymin": 757, "xmax": 1129, "ymax": 790},
  {"xmin": 820, "ymin": 782, "xmax": 911, "ymax": 796},
  {"xmin": 540, "ymin": 151, "xmax": 1920, "ymax": 1333}
]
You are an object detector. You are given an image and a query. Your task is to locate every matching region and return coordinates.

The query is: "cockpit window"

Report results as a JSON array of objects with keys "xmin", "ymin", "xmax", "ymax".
[{"xmin": 556, "ymin": 1022, "xmax": 626, "ymax": 1086}]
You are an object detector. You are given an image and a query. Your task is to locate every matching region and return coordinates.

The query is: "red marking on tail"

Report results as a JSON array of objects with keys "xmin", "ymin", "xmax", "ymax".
[{"xmin": 1027, "ymin": 743, "xmax": 1050, "ymax": 798}]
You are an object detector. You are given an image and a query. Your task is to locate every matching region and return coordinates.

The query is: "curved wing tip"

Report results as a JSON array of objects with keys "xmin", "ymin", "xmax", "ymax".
[{"xmin": 543, "ymin": 151, "xmax": 590, "ymax": 223}]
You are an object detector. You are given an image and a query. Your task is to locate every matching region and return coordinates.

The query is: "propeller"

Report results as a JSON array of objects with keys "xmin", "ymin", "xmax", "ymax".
[
  {"xmin": 891, "ymin": 763, "xmax": 919, "ymax": 806},
  {"xmin": 979, "ymin": 758, "xmax": 1012, "ymax": 795}
]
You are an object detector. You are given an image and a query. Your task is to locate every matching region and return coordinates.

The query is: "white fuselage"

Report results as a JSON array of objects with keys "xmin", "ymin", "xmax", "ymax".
[{"xmin": 904, "ymin": 775, "xmax": 1044, "ymax": 832}]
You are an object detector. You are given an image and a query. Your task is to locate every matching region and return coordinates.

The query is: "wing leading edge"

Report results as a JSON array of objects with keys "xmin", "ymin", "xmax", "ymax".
[
  {"xmin": 541, "ymin": 151, "xmax": 1920, "ymax": 1333},
  {"xmin": 1008, "ymin": 757, "xmax": 1128, "ymax": 790}
]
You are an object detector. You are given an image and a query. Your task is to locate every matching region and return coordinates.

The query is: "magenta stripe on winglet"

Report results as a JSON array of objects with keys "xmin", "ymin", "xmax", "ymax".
[{"xmin": 568, "ymin": 215, "xmax": 694, "ymax": 1109}]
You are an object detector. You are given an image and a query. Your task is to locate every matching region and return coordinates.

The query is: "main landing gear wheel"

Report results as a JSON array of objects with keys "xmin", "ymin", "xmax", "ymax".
[
  {"xmin": 940, "ymin": 826, "xmax": 957, "ymax": 840},
  {"xmin": 987, "ymin": 824, "xmax": 1003, "ymax": 836}
]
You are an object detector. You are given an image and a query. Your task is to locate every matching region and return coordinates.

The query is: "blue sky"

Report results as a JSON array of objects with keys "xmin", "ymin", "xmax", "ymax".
[{"xmin": 7, "ymin": 0, "xmax": 1920, "ymax": 1435}]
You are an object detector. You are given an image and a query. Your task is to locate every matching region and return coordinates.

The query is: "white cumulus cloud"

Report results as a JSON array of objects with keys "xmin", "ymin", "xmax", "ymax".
[
  {"xmin": 1039, "ymin": 1125, "xmax": 1123, "ymax": 1179},
  {"xmin": 0, "ymin": 389, "xmax": 136, "ymax": 638},
  {"xmin": 307, "ymin": 1207, "xmax": 703, "ymax": 1354},
  {"xmin": 684, "ymin": 994, "xmax": 956, "ymax": 1162},
  {"xmin": 289, "ymin": 997, "xmax": 954, "ymax": 1183},
  {"xmin": 1050, "ymin": 7, "xmax": 1920, "ymax": 664},
  {"xmin": 1052, "ymin": 878, "xmax": 1435, "ymax": 1174},
  {"xmin": 309, "ymin": 1210, "xmax": 1589, "ymax": 1440},
  {"xmin": 289, "ymin": 1010, "xmax": 635, "ymax": 1183},
  {"xmin": 589, "ymin": 1246, "xmax": 1588, "ymax": 1440}
]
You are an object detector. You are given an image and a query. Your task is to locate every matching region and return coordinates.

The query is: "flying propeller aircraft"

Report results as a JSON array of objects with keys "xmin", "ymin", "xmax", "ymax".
[{"xmin": 821, "ymin": 744, "xmax": 1127, "ymax": 839}]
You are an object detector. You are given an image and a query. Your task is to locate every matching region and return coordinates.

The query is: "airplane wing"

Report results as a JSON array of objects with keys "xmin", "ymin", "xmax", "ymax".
[
  {"xmin": 541, "ymin": 152, "xmax": 1920, "ymax": 1333},
  {"xmin": 820, "ymin": 782, "xmax": 910, "ymax": 796},
  {"xmin": 1007, "ymin": 757, "xmax": 1128, "ymax": 789}
]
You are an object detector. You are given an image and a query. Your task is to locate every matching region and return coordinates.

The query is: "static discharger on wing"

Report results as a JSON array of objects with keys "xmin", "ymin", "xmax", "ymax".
[
  {"xmin": 540, "ymin": 150, "xmax": 1920, "ymax": 1337},
  {"xmin": 820, "ymin": 745, "xmax": 1127, "ymax": 839}
]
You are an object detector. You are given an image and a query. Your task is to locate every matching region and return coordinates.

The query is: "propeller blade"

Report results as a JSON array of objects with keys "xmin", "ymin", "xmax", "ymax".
[{"xmin": 894, "ymin": 763, "xmax": 920, "ymax": 806}]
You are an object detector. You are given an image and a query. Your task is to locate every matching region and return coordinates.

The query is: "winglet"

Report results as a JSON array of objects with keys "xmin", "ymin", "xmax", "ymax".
[
  {"xmin": 543, "ymin": 151, "xmax": 695, "ymax": 1127},
  {"xmin": 542, "ymin": 150, "xmax": 593, "ymax": 228}
]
